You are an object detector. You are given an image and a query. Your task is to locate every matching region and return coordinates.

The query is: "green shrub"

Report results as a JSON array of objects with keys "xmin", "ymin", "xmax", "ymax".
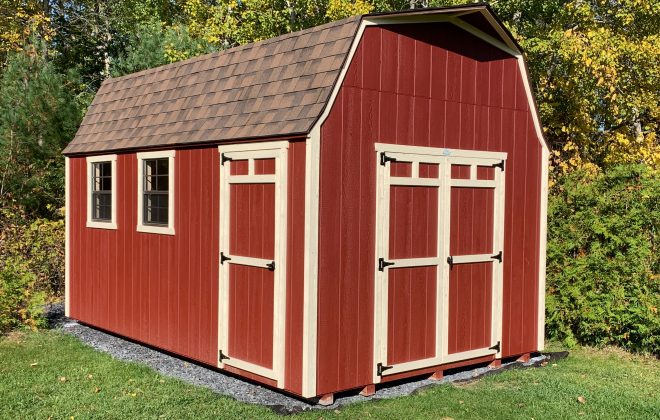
[
  {"xmin": 546, "ymin": 164, "xmax": 660, "ymax": 354},
  {"xmin": 0, "ymin": 258, "xmax": 47, "ymax": 333},
  {"xmin": 0, "ymin": 207, "xmax": 64, "ymax": 298}
]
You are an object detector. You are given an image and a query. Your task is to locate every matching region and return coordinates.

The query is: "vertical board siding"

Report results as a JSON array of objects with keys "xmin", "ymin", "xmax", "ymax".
[
  {"xmin": 69, "ymin": 143, "xmax": 307, "ymax": 393},
  {"xmin": 318, "ymin": 22, "xmax": 542, "ymax": 394},
  {"xmin": 285, "ymin": 140, "xmax": 306, "ymax": 393},
  {"xmin": 69, "ymin": 150, "xmax": 219, "ymax": 366},
  {"xmin": 387, "ymin": 186, "xmax": 438, "ymax": 365}
]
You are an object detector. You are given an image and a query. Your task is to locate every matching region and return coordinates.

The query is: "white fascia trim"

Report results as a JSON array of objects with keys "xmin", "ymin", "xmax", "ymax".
[
  {"xmin": 136, "ymin": 150, "xmax": 175, "ymax": 235},
  {"xmin": 86, "ymin": 154, "xmax": 118, "ymax": 230},
  {"xmin": 64, "ymin": 157, "xmax": 71, "ymax": 317}
]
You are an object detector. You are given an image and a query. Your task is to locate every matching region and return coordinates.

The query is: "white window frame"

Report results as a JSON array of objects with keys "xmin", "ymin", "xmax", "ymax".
[
  {"xmin": 136, "ymin": 150, "xmax": 175, "ymax": 235},
  {"xmin": 86, "ymin": 154, "xmax": 117, "ymax": 230}
]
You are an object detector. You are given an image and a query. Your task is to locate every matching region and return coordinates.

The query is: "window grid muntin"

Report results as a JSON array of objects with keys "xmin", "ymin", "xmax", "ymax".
[
  {"xmin": 143, "ymin": 158, "xmax": 169, "ymax": 226},
  {"xmin": 91, "ymin": 161, "xmax": 112, "ymax": 222}
]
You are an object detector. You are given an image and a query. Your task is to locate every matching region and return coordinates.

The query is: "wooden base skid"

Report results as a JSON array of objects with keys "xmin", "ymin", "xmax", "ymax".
[
  {"xmin": 318, "ymin": 393, "xmax": 334, "ymax": 406},
  {"xmin": 488, "ymin": 359, "xmax": 502, "ymax": 369}
]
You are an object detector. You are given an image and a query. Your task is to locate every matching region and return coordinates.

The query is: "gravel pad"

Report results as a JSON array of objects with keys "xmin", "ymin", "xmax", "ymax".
[{"xmin": 55, "ymin": 309, "xmax": 547, "ymax": 413}]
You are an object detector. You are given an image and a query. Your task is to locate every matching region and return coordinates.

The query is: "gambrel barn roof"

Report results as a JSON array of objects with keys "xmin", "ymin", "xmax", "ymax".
[{"xmin": 64, "ymin": 4, "xmax": 527, "ymax": 155}]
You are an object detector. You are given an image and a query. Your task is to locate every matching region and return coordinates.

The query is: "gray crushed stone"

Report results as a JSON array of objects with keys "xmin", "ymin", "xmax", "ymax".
[{"xmin": 51, "ymin": 305, "xmax": 547, "ymax": 413}]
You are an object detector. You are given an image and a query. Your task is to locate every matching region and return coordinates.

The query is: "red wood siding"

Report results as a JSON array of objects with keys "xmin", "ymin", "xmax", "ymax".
[
  {"xmin": 285, "ymin": 141, "xmax": 306, "ymax": 393},
  {"xmin": 68, "ymin": 141, "xmax": 306, "ymax": 394},
  {"xmin": 448, "ymin": 187, "xmax": 495, "ymax": 354},
  {"xmin": 387, "ymin": 186, "xmax": 438, "ymax": 365},
  {"xmin": 69, "ymin": 149, "xmax": 220, "ymax": 366},
  {"xmin": 318, "ymin": 23, "xmax": 542, "ymax": 394}
]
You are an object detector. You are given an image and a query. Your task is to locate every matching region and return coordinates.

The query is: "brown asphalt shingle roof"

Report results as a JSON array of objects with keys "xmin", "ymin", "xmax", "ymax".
[
  {"xmin": 64, "ymin": 4, "xmax": 522, "ymax": 155},
  {"xmin": 64, "ymin": 16, "xmax": 361, "ymax": 154}
]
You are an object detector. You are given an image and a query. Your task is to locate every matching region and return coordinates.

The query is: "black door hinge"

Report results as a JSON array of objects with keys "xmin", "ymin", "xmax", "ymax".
[
  {"xmin": 491, "ymin": 251, "xmax": 502, "ymax": 263},
  {"xmin": 380, "ymin": 152, "xmax": 397, "ymax": 166},
  {"xmin": 378, "ymin": 257, "xmax": 395, "ymax": 271},
  {"xmin": 492, "ymin": 160, "xmax": 504, "ymax": 171},
  {"xmin": 377, "ymin": 362, "xmax": 393, "ymax": 376},
  {"xmin": 221, "ymin": 153, "xmax": 233, "ymax": 166},
  {"xmin": 219, "ymin": 349, "xmax": 230, "ymax": 362},
  {"xmin": 266, "ymin": 261, "xmax": 275, "ymax": 271},
  {"xmin": 447, "ymin": 255, "xmax": 454, "ymax": 268},
  {"xmin": 220, "ymin": 252, "xmax": 231, "ymax": 264},
  {"xmin": 489, "ymin": 341, "xmax": 501, "ymax": 352}
]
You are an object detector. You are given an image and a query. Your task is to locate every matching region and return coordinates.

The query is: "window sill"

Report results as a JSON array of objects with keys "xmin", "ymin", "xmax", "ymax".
[
  {"xmin": 136, "ymin": 224, "xmax": 175, "ymax": 235},
  {"xmin": 87, "ymin": 220, "xmax": 117, "ymax": 230}
]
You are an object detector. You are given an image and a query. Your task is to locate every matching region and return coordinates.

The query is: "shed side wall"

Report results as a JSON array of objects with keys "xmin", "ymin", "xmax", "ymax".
[
  {"xmin": 68, "ymin": 143, "xmax": 306, "ymax": 394},
  {"xmin": 317, "ymin": 23, "xmax": 542, "ymax": 395}
]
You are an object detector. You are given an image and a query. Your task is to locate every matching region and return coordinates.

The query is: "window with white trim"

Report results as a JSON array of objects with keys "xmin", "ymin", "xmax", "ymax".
[
  {"xmin": 86, "ymin": 155, "xmax": 117, "ymax": 229},
  {"xmin": 137, "ymin": 150, "xmax": 175, "ymax": 235}
]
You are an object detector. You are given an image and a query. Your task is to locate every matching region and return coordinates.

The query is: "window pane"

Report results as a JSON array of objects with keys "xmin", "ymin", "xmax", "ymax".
[
  {"xmin": 92, "ymin": 192, "xmax": 112, "ymax": 221},
  {"xmin": 144, "ymin": 192, "xmax": 168, "ymax": 225},
  {"xmin": 144, "ymin": 159, "xmax": 169, "ymax": 193},
  {"xmin": 100, "ymin": 175, "xmax": 111, "ymax": 191},
  {"xmin": 156, "ymin": 158, "xmax": 168, "ymax": 176}
]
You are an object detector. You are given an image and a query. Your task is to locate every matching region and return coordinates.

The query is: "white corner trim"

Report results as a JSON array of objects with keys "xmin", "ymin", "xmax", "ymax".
[
  {"xmin": 64, "ymin": 157, "xmax": 71, "ymax": 317},
  {"xmin": 537, "ymin": 146, "xmax": 550, "ymax": 350},
  {"xmin": 86, "ymin": 154, "xmax": 118, "ymax": 230},
  {"xmin": 301, "ymin": 127, "xmax": 321, "ymax": 398},
  {"xmin": 136, "ymin": 150, "xmax": 175, "ymax": 235}
]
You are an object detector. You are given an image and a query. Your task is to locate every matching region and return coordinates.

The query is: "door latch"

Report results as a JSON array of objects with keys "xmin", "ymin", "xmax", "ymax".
[{"xmin": 378, "ymin": 257, "xmax": 395, "ymax": 271}]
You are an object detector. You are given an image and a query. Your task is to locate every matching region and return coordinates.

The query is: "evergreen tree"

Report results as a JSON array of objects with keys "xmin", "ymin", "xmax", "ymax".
[{"xmin": 0, "ymin": 41, "xmax": 85, "ymax": 216}]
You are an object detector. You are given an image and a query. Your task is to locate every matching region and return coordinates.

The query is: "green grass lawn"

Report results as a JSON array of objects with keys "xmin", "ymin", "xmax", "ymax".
[{"xmin": 1, "ymin": 331, "xmax": 658, "ymax": 419}]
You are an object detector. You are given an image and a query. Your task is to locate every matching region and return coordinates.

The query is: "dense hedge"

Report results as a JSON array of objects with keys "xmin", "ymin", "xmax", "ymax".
[
  {"xmin": 546, "ymin": 165, "xmax": 659, "ymax": 354},
  {"xmin": 0, "ymin": 208, "xmax": 63, "ymax": 333}
]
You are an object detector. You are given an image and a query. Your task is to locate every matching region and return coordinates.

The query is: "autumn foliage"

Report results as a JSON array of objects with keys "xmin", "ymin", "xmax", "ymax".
[{"xmin": 0, "ymin": 1, "xmax": 657, "ymax": 353}]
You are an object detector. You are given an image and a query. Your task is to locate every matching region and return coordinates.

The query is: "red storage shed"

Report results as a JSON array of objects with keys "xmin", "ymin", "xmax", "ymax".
[{"xmin": 64, "ymin": 4, "xmax": 549, "ymax": 403}]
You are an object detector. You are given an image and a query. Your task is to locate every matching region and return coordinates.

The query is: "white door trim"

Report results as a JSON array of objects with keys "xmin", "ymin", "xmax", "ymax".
[{"xmin": 217, "ymin": 142, "xmax": 288, "ymax": 387}]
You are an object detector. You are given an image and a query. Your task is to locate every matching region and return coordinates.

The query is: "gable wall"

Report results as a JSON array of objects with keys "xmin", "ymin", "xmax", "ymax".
[{"xmin": 317, "ymin": 22, "xmax": 543, "ymax": 394}]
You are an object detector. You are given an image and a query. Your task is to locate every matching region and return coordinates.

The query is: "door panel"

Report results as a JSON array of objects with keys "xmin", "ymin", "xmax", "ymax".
[
  {"xmin": 388, "ymin": 266, "xmax": 437, "ymax": 364},
  {"xmin": 218, "ymin": 142, "xmax": 288, "ymax": 386},
  {"xmin": 448, "ymin": 262, "xmax": 492, "ymax": 354},
  {"xmin": 449, "ymin": 188, "xmax": 494, "ymax": 256},
  {"xmin": 229, "ymin": 184, "xmax": 275, "ymax": 260},
  {"xmin": 389, "ymin": 186, "xmax": 438, "ymax": 259},
  {"xmin": 228, "ymin": 264, "xmax": 274, "ymax": 368},
  {"xmin": 387, "ymin": 186, "xmax": 438, "ymax": 365}
]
